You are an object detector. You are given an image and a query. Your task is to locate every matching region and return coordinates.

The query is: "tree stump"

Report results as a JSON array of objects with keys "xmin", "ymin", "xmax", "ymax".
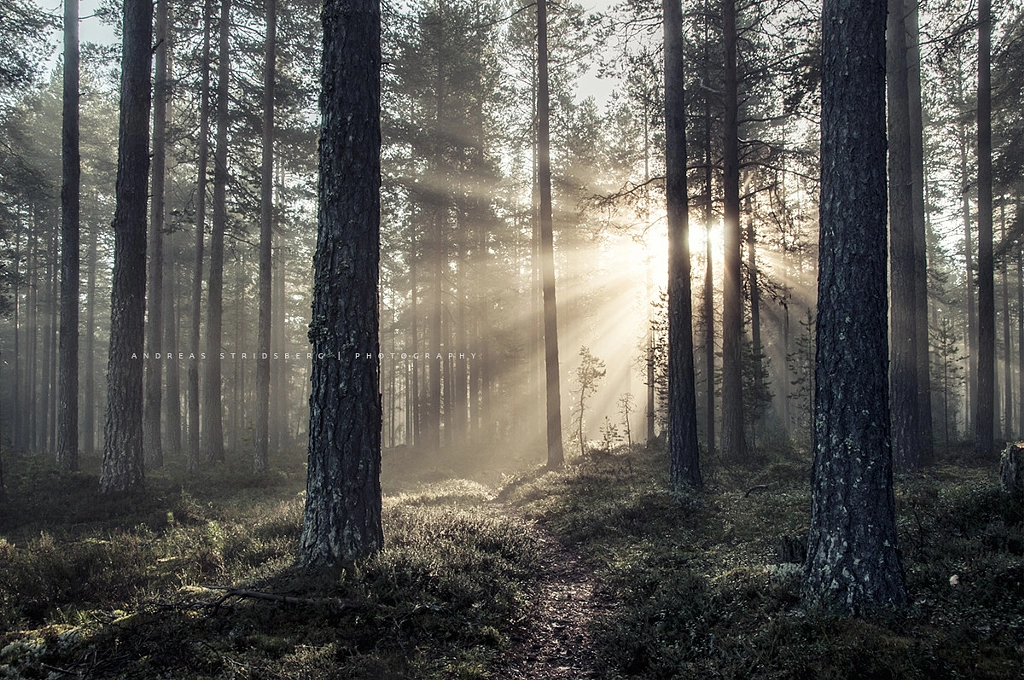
[{"xmin": 1000, "ymin": 443, "xmax": 1023, "ymax": 498}]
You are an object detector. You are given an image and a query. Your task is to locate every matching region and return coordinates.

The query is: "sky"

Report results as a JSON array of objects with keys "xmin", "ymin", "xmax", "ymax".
[{"xmin": 34, "ymin": 0, "xmax": 621, "ymax": 106}]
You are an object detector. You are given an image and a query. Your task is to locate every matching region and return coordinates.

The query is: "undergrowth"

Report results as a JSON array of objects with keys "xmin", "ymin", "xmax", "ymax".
[
  {"xmin": 1, "ymin": 443, "xmax": 1021, "ymax": 678},
  {"xmin": 0, "ymin": 451, "xmax": 538, "ymax": 678},
  {"xmin": 502, "ymin": 446, "xmax": 1023, "ymax": 679}
]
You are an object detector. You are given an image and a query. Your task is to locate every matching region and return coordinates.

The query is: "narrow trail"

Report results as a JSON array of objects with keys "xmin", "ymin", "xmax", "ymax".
[{"xmin": 496, "ymin": 506, "xmax": 613, "ymax": 679}]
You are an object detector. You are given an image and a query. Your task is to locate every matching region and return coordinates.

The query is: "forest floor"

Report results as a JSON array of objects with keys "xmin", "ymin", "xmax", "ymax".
[{"xmin": 0, "ymin": 441, "xmax": 1021, "ymax": 679}]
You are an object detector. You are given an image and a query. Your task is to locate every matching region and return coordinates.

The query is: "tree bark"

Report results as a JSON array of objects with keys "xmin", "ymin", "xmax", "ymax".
[
  {"xmin": 203, "ymin": 0, "xmax": 230, "ymax": 463},
  {"xmin": 664, "ymin": 0, "xmax": 701, "ymax": 489},
  {"xmin": 57, "ymin": 0, "xmax": 80, "ymax": 471},
  {"xmin": 887, "ymin": 0, "xmax": 921, "ymax": 470},
  {"xmin": 145, "ymin": 0, "xmax": 170, "ymax": 469},
  {"xmin": 803, "ymin": 0, "xmax": 906, "ymax": 611},
  {"xmin": 720, "ymin": 0, "xmax": 745, "ymax": 462},
  {"xmin": 101, "ymin": 0, "xmax": 154, "ymax": 494},
  {"xmin": 254, "ymin": 0, "xmax": 276, "ymax": 475},
  {"xmin": 299, "ymin": 0, "xmax": 384, "ymax": 568},
  {"xmin": 538, "ymin": 0, "xmax": 563, "ymax": 468},
  {"xmin": 975, "ymin": 0, "xmax": 995, "ymax": 457}
]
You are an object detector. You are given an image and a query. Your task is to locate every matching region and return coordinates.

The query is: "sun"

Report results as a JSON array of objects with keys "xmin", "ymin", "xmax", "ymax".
[{"xmin": 689, "ymin": 219, "xmax": 724, "ymax": 263}]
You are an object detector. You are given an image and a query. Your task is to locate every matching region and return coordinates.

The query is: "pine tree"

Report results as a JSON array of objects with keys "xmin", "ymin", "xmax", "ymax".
[{"xmin": 298, "ymin": 0, "xmax": 384, "ymax": 567}]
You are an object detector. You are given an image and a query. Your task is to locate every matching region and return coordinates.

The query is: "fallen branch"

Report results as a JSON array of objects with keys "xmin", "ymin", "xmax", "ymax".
[
  {"xmin": 744, "ymin": 484, "xmax": 770, "ymax": 498},
  {"xmin": 200, "ymin": 586, "xmax": 362, "ymax": 611},
  {"xmin": 39, "ymin": 664, "xmax": 78, "ymax": 677}
]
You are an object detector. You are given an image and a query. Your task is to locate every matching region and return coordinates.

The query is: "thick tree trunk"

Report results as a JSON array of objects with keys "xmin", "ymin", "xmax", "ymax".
[
  {"xmin": 298, "ymin": 0, "xmax": 383, "ymax": 568},
  {"xmin": 145, "ymin": 0, "xmax": 170, "ymax": 469},
  {"xmin": 887, "ymin": 0, "xmax": 921, "ymax": 470},
  {"xmin": 57, "ymin": 0, "xmax": 80, "ymax": 470},
  {"xmin": 804, "ymin": 0, "xmax": 906, "ymax": 611},
  {"xmin": 664, "ymin": 0, "xmax": 701, "ymax": 489},
  {"xmin": 203, "ymin": 0, "xmax": 230, "ymax": 463},
  {"xmin": 975, "ymin": 0, "xmax": 995, "ymax": 457},
  {"xmin": 1001, "ymin": 442, "xmax": 1024, "ymax": 497},
  {"xmin": 188, "ymin": 0, "xmax": 212, "ymax": 475},
  {"xmin": 101, "ymin": 0, "xmax": 154, "ymax": 494},
  {"xmin": 254, "ymin": 0, "xmax": 275, "ymax": 475},
  {"xmin": 720, "ymin": 0, "xmax": 745, "ymax": 463},
  {"xmin": 537, "ymin": 0, "xmax": 563, "ymax": 468}
]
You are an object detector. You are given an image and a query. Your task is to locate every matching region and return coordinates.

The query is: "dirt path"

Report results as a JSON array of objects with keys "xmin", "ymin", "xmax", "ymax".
[{"xmin": 497, "ymin": 507, "xmax": 613, "ymax": 679}]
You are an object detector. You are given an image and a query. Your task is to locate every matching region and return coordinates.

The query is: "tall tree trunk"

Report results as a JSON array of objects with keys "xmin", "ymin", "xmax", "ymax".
[
  {"xmin": 975, "ymin": 0, "xmax": 994, "ymax": 457},
  {"xmin": 703, "ymin": 101, "xmax": 715, "ymax": 455},
  {"xmin": 40, "ymin": 240, "xmax": 53, "ymax": 452},
  {"xmin": 48, "ymin": 238, "xmax": 59, "ymax": 451},
  {"xmin": 145, "ymin": 0, "xmax": 170, "ymax": 469},
  {"xmin": 1000, "ymin": 203, "xmax": 1012, "ymax": 439},
  {"xmin": 643, "ymin": 101, "xmax": 656, "ymax": 446},
  {"xmin": 83, "ymin": 223, "xmax": 97, "ymax": 456},
  {"xmin": 454, "ymin": 210, "xmax": 467, "ymax": 445},
  {"xmin": 1018, "ymin": 215, "xmax": 1024, "ymax": 438},
  {"xmin": 101, "ymin": 0, "xmax": 154, "ymax": 494},
  {"xmin": 745, "ymin": 197, "xmax": 763, "ymax": 431},
  {"xmin": 231, "ymin": 255, "xmax": 244, "ymax": 452},
  {"xmin": 57, "ymin": 0, "xmax": 80, "ymax": 470},
  {"xmin": 27, "ymin": 223, "xmax": 37, "ymax": 454},
  {"xmin": 299, "ymin": 0, "xmax": 383, "ymax": 568},
  {"xmin": 409, "ymin": 226, "xmax": 419, "ymax": 448},
  {"xmin": 203, "ymin": 0, "xmax": 230, "ymax": 463},
  {"xmin": 888, "ymin": 0, "xmax": 921, "ymax": 470},
  {"xmin": 27, "ymin": 224, "xmax": 37, "ymax": 452},
  {"xmin": 12, "ymin": 227, "xmax": 21, "ymax": 452},
  {"xmin": 664, "ymin": 0, "xmax": 701, "ymax": 489},
  {"xmin": 907, "ymin": 0, "xmax": 933, "ymax": 464},
  {"xmin": 537, "ymin": 0, "xmax": 563, "ymax": 468},
  {"xmin": 163, "ymin": 246, "xmax": 181, "ymax": 454},
  {"xmin": 254, "ymin": 0, "xmax": 275, "ymax": 475},
  {"xmin": 428, "ymin": 209, "xmax": 443, "ymax": 451},
  {"xmin": 188, "ymin": 0, "xmax": 212, "ymax": 475},
  {"xmin": 961, "ymin": 119, "xmax": 978, "ymax": 433},
  {"xmin": 804, "ymin": 0, "xmax": 906, "ymax": 610},
  {"xmin": 271, "ymin": 242, "xmax": 286, "ymax": 452},
  {"xmin": 720, "ymin": 0, "xmax": 745, "ymax": 462}
]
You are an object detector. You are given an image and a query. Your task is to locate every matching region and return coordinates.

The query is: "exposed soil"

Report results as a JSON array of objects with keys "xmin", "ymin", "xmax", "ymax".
[{"xmin": 497, "ymin": 506, "xmax": 613, "ymax": 679}]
